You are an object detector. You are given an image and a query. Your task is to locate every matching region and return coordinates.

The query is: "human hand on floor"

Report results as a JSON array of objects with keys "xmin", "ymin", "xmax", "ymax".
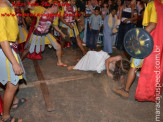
[{"xmin": 107, "ymin": 71, "xmax": 113, "ymax": 79}]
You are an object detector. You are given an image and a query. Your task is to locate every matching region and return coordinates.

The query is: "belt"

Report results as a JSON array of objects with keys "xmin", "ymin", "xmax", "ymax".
[{"xmin": 33, "ymin": 32, "xmax": 49, "ymax": 36}]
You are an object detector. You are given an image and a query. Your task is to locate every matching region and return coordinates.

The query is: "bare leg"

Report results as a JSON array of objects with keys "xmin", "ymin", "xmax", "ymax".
[
  {"xmin": 2, "ymin": 82, "xmax": 22, "ymax": 122},
  {"xmin": 56, "ymin": 44, "xmax": 63, "ymax": 64},
  {"xmin": 125, "ymin": 67, "xmax": 137, "ymax": 91},
  {"xmin": 120, "ymin": 75, "xmax": 125, "ymax": 88},
  {"xmin": 11, "ymin": 97, "xmax": 19, "ymax": 109},
  {"xmin": 54, "ymin": 41, "xmax": 67, "ymax": 66},
  {"xmin": 76, "ymin": 36, "xmax": 86, "ymax": 55},
  {"xmin": 59, "ymin": 39, "xmax": 65, "ymax": 56},
  {"xmin": 112, "ymin": 67, "xmax": 137, "ymax": 98}
]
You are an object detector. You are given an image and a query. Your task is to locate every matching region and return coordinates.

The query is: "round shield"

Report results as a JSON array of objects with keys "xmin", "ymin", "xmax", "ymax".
[{"xmin": 124, "ymin": 28, "xmax": 153, "ymax": 59}]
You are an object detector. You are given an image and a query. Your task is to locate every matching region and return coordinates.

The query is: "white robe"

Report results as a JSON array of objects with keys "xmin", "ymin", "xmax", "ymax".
[{"xmin": 73, "ymin": 50, "xmax": 110, "ymax": 73}]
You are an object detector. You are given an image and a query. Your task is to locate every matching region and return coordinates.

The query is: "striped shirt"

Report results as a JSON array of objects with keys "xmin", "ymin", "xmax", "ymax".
[
  {"xmin": 85, "ymin": 5, "xmax": 96, "ymax": 21},
  {"xmin": 121, "ymin": 7, "xmax": 137, "ymax": 24}
]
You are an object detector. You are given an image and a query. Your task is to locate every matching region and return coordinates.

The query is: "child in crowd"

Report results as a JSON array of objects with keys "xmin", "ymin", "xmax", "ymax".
[
  {"xmin": 84, "ymin": 0, "xmax": 97, "ymax": 44},
  {"xmin": 88, "ymin": 6, "xmax": 102, "ymax": 50},
  {"xmin": 103, "ymin": 6, "xmax": 118, "ymax": 54},
  {"xmin": 101, "ymin": 2, "xmax": 109, "ymax": 20}
]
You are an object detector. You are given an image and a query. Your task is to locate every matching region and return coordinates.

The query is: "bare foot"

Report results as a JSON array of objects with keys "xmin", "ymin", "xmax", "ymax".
[
  {"xmin": 57, "ymin": 63, "xmax": 67, "ymax": 67},
  {"xmin": 112, "ymin": 88, "xmax": 129, "ymax": 98},
  {"xmin": 67, "ymin": 66, "xmax": 74, "ymax": 70}
]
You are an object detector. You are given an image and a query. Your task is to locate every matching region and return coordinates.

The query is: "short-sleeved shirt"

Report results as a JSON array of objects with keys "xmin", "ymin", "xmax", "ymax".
[
  {"xmin": 142, "ymin": 0, "xmax": 163, "ymax": 26},
  {"xmin": 101, "ymin": 8, "xmax": 109, "ymax": 17},
  {"xmin": 121, "ymin": 7, "xmax": 137, "ymax": 23},
  {"xmin": 89, "ymin": 14, "xmax": 102, "ymax": 30},
  {"xmin": 0, "ymin": 7, "xmax": 18, "ymax": 42}
]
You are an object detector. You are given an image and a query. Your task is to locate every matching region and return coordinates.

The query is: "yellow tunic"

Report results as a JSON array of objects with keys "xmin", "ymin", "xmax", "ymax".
[
  {"xmin": 142, "ymin": 0, "xmax": 163, "ymax": 26},
  {"xmin": 0, "ymin": 7, "xmax": 19, "ymax": 42},
  {"xmin": 0, "ymin": 7, "xmax": 23, "ymax": 82}
]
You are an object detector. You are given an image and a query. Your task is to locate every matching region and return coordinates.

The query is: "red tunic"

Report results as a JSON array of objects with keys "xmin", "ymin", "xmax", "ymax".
[
  {"xmin": 135, "ymin": 0, "xmax": 163, "ymax": 102},
  {"xmin": 26, "ymin": 13, "xmax": 56, "ymax": 60},
  {"xmin": 25, "ymin": 17, "xmax": 43, "ymax": 60}
]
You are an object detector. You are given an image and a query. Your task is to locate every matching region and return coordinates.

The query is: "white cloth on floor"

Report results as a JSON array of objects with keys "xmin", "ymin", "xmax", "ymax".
[{"xmin": 73, "ymin": 50, "xmax": 110, "ymax": 73}]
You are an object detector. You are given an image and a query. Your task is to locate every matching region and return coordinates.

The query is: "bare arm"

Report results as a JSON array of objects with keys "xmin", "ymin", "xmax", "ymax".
[
  {"xmin": 118, "ymin": 6, "xmax": 123, "ymax": 21},
  {"xmin": 105, "ymin": 56, "xmax": 122, "ymax": 78},
  {"xmin": 53, "ymin": 26, "xmax": 65, "ymax": 38},
  {"xmin": 59, "ymin": 16, "xmax": 74, "ymax": 29},
  {"xmin": 130, "ymin": 13, "xmax": 138, "ymax": 23},
  {"xmin": 0, "ymin": 1, "xmax": 9, "ymax": 7},
  {"xmin": 145, "ymin": 22, "xmax": 157, "ymax": 33},
  {"xmin": 120, "ymin": 75, "xmax": 125, "ymax": 88},
  {"xmin": 85, "ymin": 13, "xmax": 92, "ymax": 17},
  {"xmin": 123, "ymin": 13, "xmax": 138, "ymax": 23},
  {"xmin": 21, "ymin": 8, "xmax": 27, "ymax": 29},
  {"xmin": 0, "ymin": 41, "xmax": 23, "ymax": 75},
  {"xmin": 88, "ymin": 5, "xmax": 95, "ymax": 14},
  {"xmin": 105, "ymin": 58, "xmax": 113, "ymax": 79}
]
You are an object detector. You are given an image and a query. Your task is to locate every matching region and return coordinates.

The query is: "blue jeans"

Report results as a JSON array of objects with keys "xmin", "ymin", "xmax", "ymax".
[
  {"xmin": 87, "ymin": 29, "xmax": 99, "ymax": 49},
  {"xmin": 86, "ymin": 22, "xmax": 91, "ymax": 45}
]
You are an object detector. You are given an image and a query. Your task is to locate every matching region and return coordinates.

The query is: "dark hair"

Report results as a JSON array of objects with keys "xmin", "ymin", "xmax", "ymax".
[
  {"xmin": 121, "ymin": 0, "xmax": 125, "ymax": 5},
  {"xmin": 102, "ymin": 2, "xmax": 108, "ymax": 8},
  {"xmin": 80, "ymin": 8, "xmax": 86, "ymax": 12},
  {"xmin": 113, "ymin": 59, "xmax": 130, "ymax": 81},
  {"xmin": 95, "ymin": 6, "xmax": 100, "ymax": 11},
  {"xmin": 109, "ymin": 5, "xmax": 118, "ymax": 12}
]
